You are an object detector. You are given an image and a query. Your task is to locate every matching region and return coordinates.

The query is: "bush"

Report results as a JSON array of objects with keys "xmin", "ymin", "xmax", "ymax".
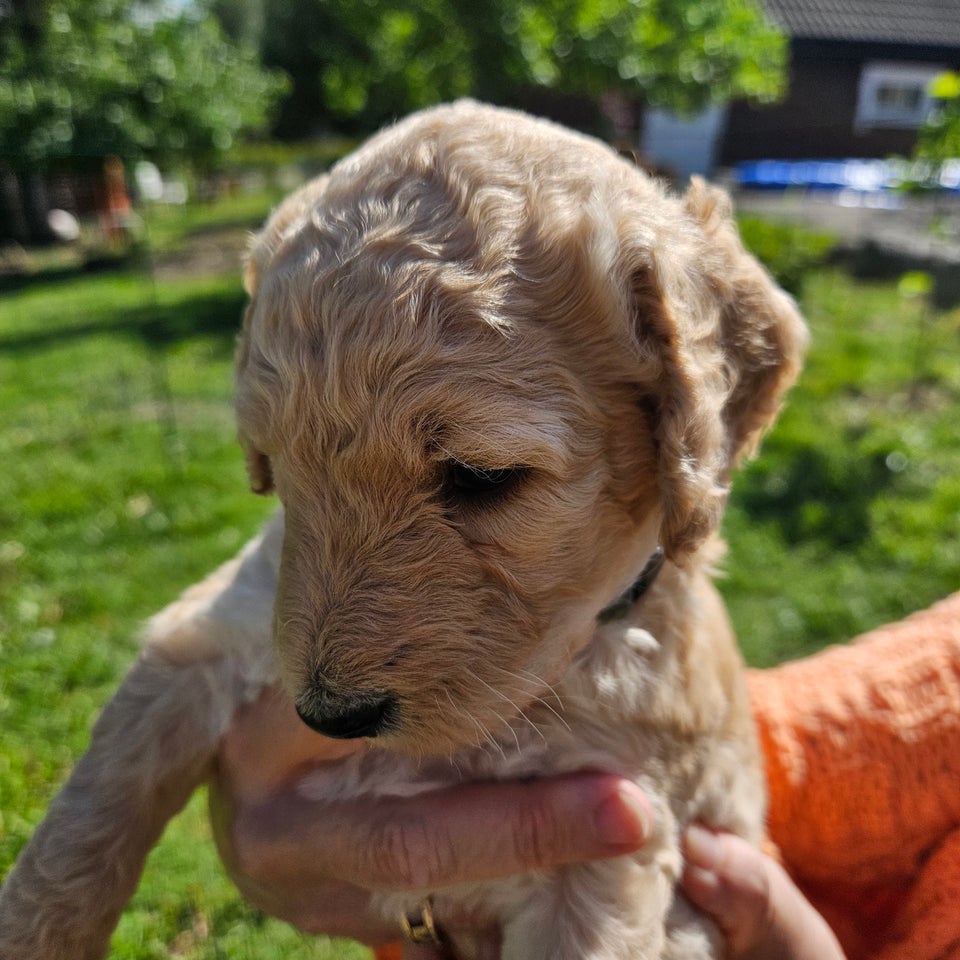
[
  {"xmin": 225, "ymin": 138, "xmax": 356, "ymax": 175},
  {"xmin": 737, "ymin": 215, "xmax": 838, "ymax": 296}
]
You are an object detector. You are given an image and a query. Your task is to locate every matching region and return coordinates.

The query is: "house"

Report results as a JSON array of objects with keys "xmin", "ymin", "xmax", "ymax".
[
  {"xmin": 721, "ymin": 0, "xmax": 960, "ymax": 164},
  {"xmin": 640, "ymin": 0, "xmax": 960, "ymax": 177}
]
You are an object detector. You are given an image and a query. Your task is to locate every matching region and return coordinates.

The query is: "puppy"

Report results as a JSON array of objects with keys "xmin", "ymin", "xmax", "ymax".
[{"xmin": 0, "ymin": 101, "xmax": 805, "ymax": 960}]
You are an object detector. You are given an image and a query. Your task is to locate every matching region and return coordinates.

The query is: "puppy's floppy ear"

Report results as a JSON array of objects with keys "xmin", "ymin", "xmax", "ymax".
[
  {"xmin": 626, "ymin": 178, "xmax": 807, "ymax": 560},
  {"xmin": 236, "ymin": 298, "xmax": 275, "ymax": 496},
  {"xmin": 237, "ymin": 320, "xmax": 273, "ymax": 496},
  {"xmin": 236, "ymin": 253, "xmax": 274, "ymax": 496},
  {"xmin": 235, "ymin": 175, "xmax": 330, "ymax": 496},
  {"xmin": 683, "ymin": 177, "xmax": 808, "ymax": 465}
]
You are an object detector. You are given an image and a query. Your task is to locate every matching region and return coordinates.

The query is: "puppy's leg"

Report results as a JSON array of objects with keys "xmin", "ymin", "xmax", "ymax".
[
  {"xmin": 0, "ymin": 653, "xmax": 228, "ymax": 960},
  {"xmin": 0, "ymin": 521, "xmax": 279, "ymax": 960}
]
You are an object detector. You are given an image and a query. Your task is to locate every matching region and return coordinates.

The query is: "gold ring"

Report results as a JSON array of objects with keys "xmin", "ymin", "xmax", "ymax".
[{"xmin": 399, "ymin": 898, "xmax": 442, "ymax": 945}]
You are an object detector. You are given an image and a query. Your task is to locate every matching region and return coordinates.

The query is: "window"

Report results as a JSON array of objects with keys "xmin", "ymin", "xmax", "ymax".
[{"xmin": 855, "ymin": 62, "xmax": 944, "ymax": 130}]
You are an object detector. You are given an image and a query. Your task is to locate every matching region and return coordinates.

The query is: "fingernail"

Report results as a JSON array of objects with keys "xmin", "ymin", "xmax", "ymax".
[
  {"xmin": 594, "ymin": 782, "xmax": 654, "ymax": 848},
  {"xmin": 684, "ymin": 824, "xmax": 723, "ymax": 870}
]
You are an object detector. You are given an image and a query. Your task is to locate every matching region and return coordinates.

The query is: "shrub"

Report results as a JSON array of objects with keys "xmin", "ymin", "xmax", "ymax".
[{"xmin": 737, "ymin": 214, "xmax": 838, "ymax": 296}]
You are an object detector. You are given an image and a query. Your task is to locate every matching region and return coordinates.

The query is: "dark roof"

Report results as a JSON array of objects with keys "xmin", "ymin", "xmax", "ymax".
[{"xmin": 761, "ymin": 0, "xmax": 960, "ymax": 48}]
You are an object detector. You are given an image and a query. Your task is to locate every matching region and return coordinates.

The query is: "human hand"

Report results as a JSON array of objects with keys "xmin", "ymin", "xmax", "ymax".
[
  {"xmin": 209, "ymin": 685, "xmax": 655, "ymax": 952},
  {"xmin": 682, "ymin": 825, "xmax": 846, "ymax": 960},
  {"xmin": 211, "ymin": 687, "xmax": 842, "ymax": 959}
]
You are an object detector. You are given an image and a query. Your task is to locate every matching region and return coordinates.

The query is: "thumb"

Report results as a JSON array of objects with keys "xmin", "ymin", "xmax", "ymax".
[{"xmin": 681, "ymin": 826, "xmax": 845, "ymax": 960}]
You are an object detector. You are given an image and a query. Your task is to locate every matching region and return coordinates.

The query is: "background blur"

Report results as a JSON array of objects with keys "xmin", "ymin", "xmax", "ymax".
[{"xmin": 1, "ymin": 0, "xmax": 959, "ymax": 957}]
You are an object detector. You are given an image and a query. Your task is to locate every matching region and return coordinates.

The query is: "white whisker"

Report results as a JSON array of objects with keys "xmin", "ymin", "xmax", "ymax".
[
  {"xmin": 467, "ymin": 670, "xmax": 545, "ymax": 748},
  {"xmin": 443, "ymin": 687, "xmax": 505, "ymax": 759},
  {"xmin": 486, "ymin": 664, "xmax": 572, "ymax": 733}
]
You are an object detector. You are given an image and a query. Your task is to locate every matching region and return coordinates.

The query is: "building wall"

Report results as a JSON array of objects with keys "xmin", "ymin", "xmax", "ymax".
[{"xmin": 720, "ymin": 39, "xmax": 960, "ymax": 162}]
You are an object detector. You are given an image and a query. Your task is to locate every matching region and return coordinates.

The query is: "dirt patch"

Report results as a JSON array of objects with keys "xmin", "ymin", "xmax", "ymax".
[{"xmin": 151, "ymin": 226, "xmax": 252, "ymax": 282}]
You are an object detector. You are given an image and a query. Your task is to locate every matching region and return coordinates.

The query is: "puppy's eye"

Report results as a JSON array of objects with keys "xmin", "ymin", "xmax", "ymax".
[{"xmin": 447, "ymin": 464, "xmax": 522, "ymax": 499}]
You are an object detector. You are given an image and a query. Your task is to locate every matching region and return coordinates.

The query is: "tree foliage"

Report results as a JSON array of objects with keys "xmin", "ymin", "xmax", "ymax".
[
  {"xmin": 258, "ymin": 0, "xmax": 786, "ymax": 136},
  {"xmin": 915, "ymin": 71, "xmax": 960, "ymax": 166},
  {"xmin": 0, "ymin": 0, "xmax": 288, "ymax": 170}
]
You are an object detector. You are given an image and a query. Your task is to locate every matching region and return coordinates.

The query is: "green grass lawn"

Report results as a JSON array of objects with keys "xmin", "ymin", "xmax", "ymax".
[
  {"xmin": 0, "ymin": 200, "xmax": 958, "ymax": 956},
  {"xmin": 721, "ymin": 271, "xmax": 960, "ymax": 665}
]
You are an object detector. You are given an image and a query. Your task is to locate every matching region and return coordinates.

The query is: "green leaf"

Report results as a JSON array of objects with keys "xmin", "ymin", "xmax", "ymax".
[
  {"xmin": 898, "ymin": 271, "xmax": 933, "ymax": 299},
  {"xmin": 929, "ymin": 71, "xmax": 960, "ymax": 101}
]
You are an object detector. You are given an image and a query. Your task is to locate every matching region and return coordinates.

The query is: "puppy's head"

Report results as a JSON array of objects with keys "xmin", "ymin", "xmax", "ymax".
[{"xmin": 236, "ymin": 102, "xmax": 805, "ymax": 754}]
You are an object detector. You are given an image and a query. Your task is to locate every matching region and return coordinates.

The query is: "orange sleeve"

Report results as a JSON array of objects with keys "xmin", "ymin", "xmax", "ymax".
[{"xmin": 748, "ymin": 591, "xmax": 960, "ymax": 960}]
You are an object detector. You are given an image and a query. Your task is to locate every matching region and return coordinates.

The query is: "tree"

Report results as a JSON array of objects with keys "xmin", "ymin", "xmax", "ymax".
[
  {"xmin": 0, "ymin": 0, "xmax": 287, "ymax": 172},
  {"xmin": 258, "ymin": 0, "xmax": 786, "ymax": 137},
  {"xmin": 914, "ymin": 72, "xmax": 960, "ymax": 171},
  {"xmin": 207, "ymin": 0, "xmax": 265, "ymax": 50}
]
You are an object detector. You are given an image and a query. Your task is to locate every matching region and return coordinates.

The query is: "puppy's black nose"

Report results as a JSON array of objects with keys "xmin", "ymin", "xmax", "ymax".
[{"xmin": 295, "ymin": 691, "xmax": 397, "ymax": 739}]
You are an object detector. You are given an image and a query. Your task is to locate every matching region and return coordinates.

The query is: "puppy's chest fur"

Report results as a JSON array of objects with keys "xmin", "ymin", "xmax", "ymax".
[{"xmin": 297, "ymin": 572, "xmax": 764, "ymax": 960}]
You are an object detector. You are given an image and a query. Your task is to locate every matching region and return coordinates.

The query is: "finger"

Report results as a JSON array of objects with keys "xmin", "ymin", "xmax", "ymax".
[
  {"xmin": 338, "ymin": 772, "xmax": 655, "ymax": 891},
  {"xmin": 682, "ymin": 826, "xmax": 845, "ymax": 960},
  {"xmin": 399, "ymin": 929, "xmax": 500, "ymax": 960},
  {"xmin": 681, "ymin": 826, "xmax": 772, "ymax": 950},
  {"xmin": 476, "ymin": 938, "xmax": 501, "ymax": 960},
  {"xmin": 242, "ymin": 771, "xmax": 654, "ymax": 892},
  {"xmin": 402, "ymin": 946, "xmax": 447, "ymax": 960},
  {"xmin": 219, "ymin": 685, "xmax": 361, "ymax": 802}
]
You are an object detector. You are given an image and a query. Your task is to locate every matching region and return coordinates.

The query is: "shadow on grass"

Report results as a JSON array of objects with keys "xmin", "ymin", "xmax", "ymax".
[
  {"xmin": 0, "ymin": 283, "xmax": 246, "ymax": 355},
  {"xmin": 0, "ymin": 252, "xmax": 135, "ymax": 295},
  {"xmin": 735, "ymin": 443, "xmax": 895, "ymax": 549}
]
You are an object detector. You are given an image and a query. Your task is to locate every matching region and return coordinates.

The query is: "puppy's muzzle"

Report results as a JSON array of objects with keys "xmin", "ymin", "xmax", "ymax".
[{"xmin": 295, "ymin": 679, "xmax": 398, "ymax": 739}]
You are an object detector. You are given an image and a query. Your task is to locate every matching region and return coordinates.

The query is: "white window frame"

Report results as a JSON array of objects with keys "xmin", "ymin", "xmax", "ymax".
[{"xmin": 855, "ymin": 61, "xmax": 944, "ymax": 130}]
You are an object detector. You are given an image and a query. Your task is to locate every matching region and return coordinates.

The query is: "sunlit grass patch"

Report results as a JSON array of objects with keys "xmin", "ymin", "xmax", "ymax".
[{"xmin": 721, "ymin": 270, "xmax": 960, "ymax": 665}]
